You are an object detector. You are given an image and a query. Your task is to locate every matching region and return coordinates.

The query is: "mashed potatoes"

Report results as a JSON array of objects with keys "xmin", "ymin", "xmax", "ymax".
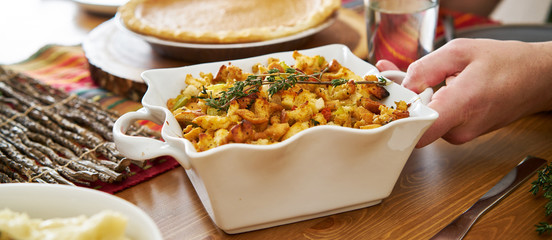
[{"xmin": 0, "ymin": 209, "xmax": 128, "ymax": 240}]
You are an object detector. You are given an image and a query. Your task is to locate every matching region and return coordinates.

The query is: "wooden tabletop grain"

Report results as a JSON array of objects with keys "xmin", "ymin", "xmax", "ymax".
[
  {"xmin": 2, "ymin": 1, "xmax": 551, "ymax": 239},
  {"xmin": 116, "ymin": 112, "xmax": 552, "ymax": 240}
]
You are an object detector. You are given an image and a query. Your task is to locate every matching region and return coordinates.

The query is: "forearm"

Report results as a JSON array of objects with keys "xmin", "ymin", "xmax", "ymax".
[
  {"xmin": 519, "ymin": 41, "xmax": 552, "ymax": 114},
  {"xmin": 530, "ymin": 41, "xmax": 552, "ymax": 112}
]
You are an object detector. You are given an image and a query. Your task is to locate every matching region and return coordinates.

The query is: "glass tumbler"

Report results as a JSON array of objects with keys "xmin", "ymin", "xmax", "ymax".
[{"xmin": 364, "ymin": 0, "xmax": 439, "ymax": 71}]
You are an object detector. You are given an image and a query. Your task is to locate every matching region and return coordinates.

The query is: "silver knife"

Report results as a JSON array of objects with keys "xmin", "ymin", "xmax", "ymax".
[{"xmin": 429, "ymin": 156, "xmax": 548, "ymax": 240}]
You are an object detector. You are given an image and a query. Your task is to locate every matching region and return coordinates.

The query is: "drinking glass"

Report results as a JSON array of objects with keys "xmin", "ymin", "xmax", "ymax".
[{"xmin": 364, "ymin": 0, "xmax": 439, "ymax": 71}]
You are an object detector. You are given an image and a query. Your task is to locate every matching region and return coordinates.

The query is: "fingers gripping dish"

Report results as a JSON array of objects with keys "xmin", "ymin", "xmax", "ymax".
[{"xmin": 167, "ymin": 51, "xmax": 410, "ymax": 152}]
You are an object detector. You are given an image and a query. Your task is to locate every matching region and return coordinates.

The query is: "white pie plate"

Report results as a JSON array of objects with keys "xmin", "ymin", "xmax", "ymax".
[
  {"xmin": 0, "ymin": 183, "xmax": 162, "ymax": 240},
  {"xmin": 115, "ymin": 14, "xmax": 337, "ymax": 63},
  {"xmin": 113, "ymin": 44, "xmax": 438, "ymax": 234},
  {"xmin": 74, "ymin": 0, "xmax": 128, "ymax": 16}
]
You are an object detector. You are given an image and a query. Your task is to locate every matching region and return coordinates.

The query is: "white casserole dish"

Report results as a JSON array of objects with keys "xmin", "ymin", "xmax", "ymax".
[{"xmin": 113, "ymin": 44, "xmax": 438, "ymax": 234}]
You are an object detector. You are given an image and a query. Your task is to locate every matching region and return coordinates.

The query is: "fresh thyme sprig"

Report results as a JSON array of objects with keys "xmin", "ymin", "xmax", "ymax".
[
  {"xmin": 531, "ymin": 162, "xmax": 552, "ymax": 235},
  {"xmin": 200, "ymin": 67, "xmax": 388, "ymax": 111},
  {"xmin": 536, "ymin": 222, "xmax": 552, "ymax": 235}
]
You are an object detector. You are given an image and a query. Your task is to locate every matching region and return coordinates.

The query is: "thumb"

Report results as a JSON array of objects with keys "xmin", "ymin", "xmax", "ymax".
[
  {"xmin": 402, "ymin": 43, "xmax": 469, "ymax": 93},
  {"xmin": 375, "ymin": 60, "xmax": 401, "ymax": 71}
]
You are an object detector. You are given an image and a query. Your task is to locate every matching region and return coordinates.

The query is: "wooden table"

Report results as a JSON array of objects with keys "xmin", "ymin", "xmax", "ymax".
[
  {"xmin": 116, "ymin": 112, "xmax": 552, "ymax": 240},
  {"xmin": 2, "ymin": 1, "xmax": 552, "ymax": 239}
]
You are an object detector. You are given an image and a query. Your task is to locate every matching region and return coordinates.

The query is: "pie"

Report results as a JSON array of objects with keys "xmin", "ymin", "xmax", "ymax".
[{"xmin": 118, "ymin": 0, "xmax": 340, "ymax": 44}]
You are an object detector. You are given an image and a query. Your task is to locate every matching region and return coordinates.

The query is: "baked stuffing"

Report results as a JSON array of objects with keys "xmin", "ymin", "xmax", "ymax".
[{"xmin": 167, "ymin": 51, "xmax": 410, "ymax": 152}]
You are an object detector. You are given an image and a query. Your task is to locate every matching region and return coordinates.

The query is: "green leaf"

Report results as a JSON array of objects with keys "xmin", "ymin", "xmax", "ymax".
[
  {"xmin": 532, "ymin": 161, "xmax": 552, "ymax": 233},
  {"xmin": 377, "ymin": 76, "xmax": 388, "ymax": 84},
  {"xmin": 331, "ymin": 78, "xmax": 348, "ymax": 87},
  {"xmin": 536, "ymin": 222, "xmax": 552, "ymax": 235}
]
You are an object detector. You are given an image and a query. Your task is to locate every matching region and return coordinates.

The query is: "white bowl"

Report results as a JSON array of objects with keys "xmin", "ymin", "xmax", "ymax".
[
  {"xmin": 113, "ymin": 44, "xmax": 438, "ymax": 234},
  {"xmin": 0, "ymin": 183, "xmax": 163, "ymax": 240}
]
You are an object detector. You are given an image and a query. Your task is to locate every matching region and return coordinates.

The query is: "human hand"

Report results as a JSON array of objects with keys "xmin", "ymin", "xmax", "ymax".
[{"xmin": 377, "ymin": 38, "xmax": 552, "ymax": 148}]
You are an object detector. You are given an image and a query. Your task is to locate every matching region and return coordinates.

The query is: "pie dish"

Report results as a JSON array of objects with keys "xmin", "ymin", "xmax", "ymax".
[
  {"xmin": 114, "ymin": 13, "xmax": 336, "ymax": 62},
  {"xmin": 113, "ymin": 44, "xmax": 438, "ymax": 233},
  {"xmin": 73, "ymin": 0, "xmax": 128, "ymax": 15},
  {"xmin": 118, "ymin": 0, "xmax": 341, "ymax": 44}
]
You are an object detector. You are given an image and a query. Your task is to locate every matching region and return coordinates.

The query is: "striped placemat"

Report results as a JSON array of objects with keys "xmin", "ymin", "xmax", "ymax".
[{"xmin": 3, "ymin": 45, "xmax": 179, "ymax": 194}]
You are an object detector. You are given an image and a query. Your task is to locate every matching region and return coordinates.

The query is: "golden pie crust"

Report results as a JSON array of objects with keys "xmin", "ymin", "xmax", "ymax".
[{"xmin": 118, "ymin": 0, "xmax": 340, "ymax": 44}]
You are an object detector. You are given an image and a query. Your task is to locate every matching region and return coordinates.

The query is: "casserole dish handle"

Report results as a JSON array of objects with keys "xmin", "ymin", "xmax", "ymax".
[
  {"xmin": 113, "ymin": 108, "xmax": 191, "ymax": 169},
  {"xmin": 380, "ymin": 70, "xmax": 433, "ymax": 105}
]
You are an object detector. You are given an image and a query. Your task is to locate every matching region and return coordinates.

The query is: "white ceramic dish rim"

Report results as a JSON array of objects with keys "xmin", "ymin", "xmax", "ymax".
[
  {"xmin": 114, "ymin": 13, "xmax": 337, "ymax": 49},
  {"xmin": 0, "ymin": 183, "xmax": 163, "ymax": 240},
  {"xmin": 74, "ymin": 0, "xmax": 127, "ymax": 15},
  {"xmin": 113, "ymin": 44, "xmax": 438, "ymax": 169}
]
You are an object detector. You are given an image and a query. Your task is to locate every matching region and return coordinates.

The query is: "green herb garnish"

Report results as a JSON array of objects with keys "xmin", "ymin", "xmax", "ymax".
[
  {"xmin": 200, "ymin": 67, "xmax": 388, "ymax": 111},
  {"xmin": 531, "ymin": 162, "xmax": 552, "ymax": 235},
  {"xmin": 311, "ymin": 119, "xmax": 320, "ymax": 126}
]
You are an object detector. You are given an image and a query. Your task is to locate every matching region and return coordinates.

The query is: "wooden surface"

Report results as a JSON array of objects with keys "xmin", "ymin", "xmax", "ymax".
[
  {"xmin": 2, "ymin": 1, "xmax": 552, "ymax": 239},
  {"xmin": 116, "ymin": 112, "xmax": 552, "ymax": 240}
]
